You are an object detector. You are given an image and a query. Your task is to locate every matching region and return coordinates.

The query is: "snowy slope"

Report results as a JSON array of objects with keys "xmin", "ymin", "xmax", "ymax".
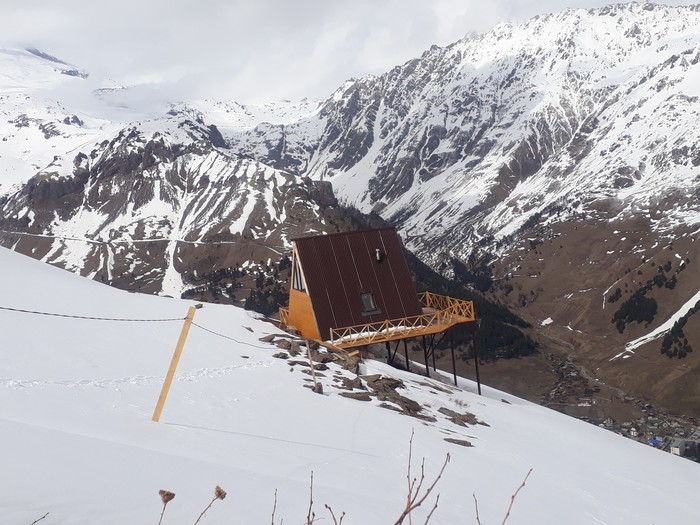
[
  {"xmin": 0, "ymin": 47, "xmax": 86, "ymax": 92},
  {"xmin": 1, "ymin": 247, "xmax": 699, "ymax": 525},
  {"xmin": 171, "ymin": 98, "xmax": 324, "ymax": 133},
  {"xmin": 0, "ymin": 48, "xmax": 112, "ymax": 193}
]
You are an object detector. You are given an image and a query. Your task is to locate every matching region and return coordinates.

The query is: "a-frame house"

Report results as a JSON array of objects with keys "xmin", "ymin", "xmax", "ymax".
[{"xmin": 280, "ymin": 227, "xmax": 476, "ymax": 353}]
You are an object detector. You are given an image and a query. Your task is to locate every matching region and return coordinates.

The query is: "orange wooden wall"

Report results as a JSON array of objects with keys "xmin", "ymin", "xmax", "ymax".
[{"xmin": 287, "ymin": 288, "xmax": 320, "ymax": 340}]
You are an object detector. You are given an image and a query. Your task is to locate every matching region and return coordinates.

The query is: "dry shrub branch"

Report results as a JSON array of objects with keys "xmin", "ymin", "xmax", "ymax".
[
  {"xmin": 473, "ymin": 469, "xmax": 532, "ymax": 525},
  {"xmin": 306, "ymin": 471, "xmax": 316, "ymax": 525},
  {"xmin": 28, "ymin": 512, "xmax": 49, "ymax": 525},
  {"xmin": 393, "ymin": 430, "xmax": 451, "ymax": 525},
  {"xmin": 151, "ymin": 441, "xmax": 530, "ymax": 524},
  {"xmin": 325, "ymin": 504, "xmax": 346, "ymax": 525},
  {"xmin": 270, "ymin": 488, "xmax": 280, "ymax": 525},
  {"xmin": 499, "ymin": 469, "xmax": 532, "ymax": 525}
]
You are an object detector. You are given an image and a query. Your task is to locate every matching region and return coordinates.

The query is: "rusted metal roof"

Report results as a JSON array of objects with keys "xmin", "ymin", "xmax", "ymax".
[{"xmin": 292, "ymin": 227, "xmax": 422, "ymax": 340}]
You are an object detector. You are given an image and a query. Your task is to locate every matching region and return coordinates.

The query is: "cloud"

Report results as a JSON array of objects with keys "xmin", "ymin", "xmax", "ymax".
[{"xmin": 1, "ymin": 0, "xmax": 697, "ymax": 105}]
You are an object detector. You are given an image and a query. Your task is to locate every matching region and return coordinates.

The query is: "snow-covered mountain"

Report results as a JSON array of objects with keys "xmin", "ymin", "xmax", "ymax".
[
  {"xmin": 4, "ymin": 4, "xmax": 700, "ymax": 276},
  {"xmin": 0, "ymin": 49, "xmax": 343, "ymax": 298},
  {"xmin": 0, "ymin": 114, "xmax": 340, "ymax": 296},
  {"xmin": 170, "ymin": 3, "xmax": 700, "ymax": 417},
  {"xmin": 0, "ymin": 48, "xmax": 108, "ymax": 192},
  {"xmin": 1, "ymin": 3, "xmax": 700, "ymax": 417},
  {"xmin": 226, "ymin": 2, "xmax": 700, "ymax": 264},
  {"xmin": 2, "ymin": 245, "xmax": 699, "ymax": 524}
]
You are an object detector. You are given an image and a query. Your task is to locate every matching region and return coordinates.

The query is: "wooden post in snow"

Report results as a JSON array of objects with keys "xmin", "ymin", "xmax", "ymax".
[
  {"xmin": 472, "ymin": 322, "xmax": 482, "ymax": 396},
  {"xmin": 450, "ymin": 330, "xmax": 457, "ymax": 387},
  {"xmin": 152, "ymin": 304, "xmax": 202, "ymax": 422}
]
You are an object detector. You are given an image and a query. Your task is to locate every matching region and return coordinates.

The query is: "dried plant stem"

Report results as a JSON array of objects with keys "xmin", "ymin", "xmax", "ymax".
[
  {"xmin": 306, "ymin": 471, "xmax": 316, "ymax": 525},
  {"xmin": 424, "ymin": 494, "xmax": 439, "ymax": 524},
  {"xmin": 193, "ymin": 496, "xmax": 218, "ymax": 525},
  {"xmin": 29, "ymin": 512, "xmax": 49, "ymax": 525},
  {"xmin": 158, "ymin": 490, "xmax": 176, "ymax": 525},
  {"xmin": 325, "ymin": 504, "xmax": 346, "ymax": 525},
  {"xmin": 472, "ymin": 494, "xmax": 482, "ymax": 525},
  {"xmin": 500, "ymin": 469, "xmax": 532, "ymax": 525},
  {"xmin": 271, "ymin": 488, "xmax": 278, "ymax": 525},
  {"xmin": 192, "ymin": 486, "xmax": 226, "ymax": 525},
  {"xmin": 393, "ymin": 431, "xmax": 450, "ymax": 525}
]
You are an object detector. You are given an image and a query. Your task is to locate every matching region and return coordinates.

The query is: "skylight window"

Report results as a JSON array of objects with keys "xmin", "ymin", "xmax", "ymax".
[{"xmin": 361, "ymin": 292, "xmax": 380, "ymax": 315}]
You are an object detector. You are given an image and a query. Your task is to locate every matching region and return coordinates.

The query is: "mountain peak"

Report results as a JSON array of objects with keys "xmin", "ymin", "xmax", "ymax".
[{"xmin": 0, "ymin": 47, "xmax": 87, "ymax": 91}]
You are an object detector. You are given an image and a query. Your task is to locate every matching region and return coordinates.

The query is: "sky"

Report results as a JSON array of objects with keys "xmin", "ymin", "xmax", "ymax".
[{"xmin": 1, "ymin": 0, "xmax": 698, "ymax": 104}]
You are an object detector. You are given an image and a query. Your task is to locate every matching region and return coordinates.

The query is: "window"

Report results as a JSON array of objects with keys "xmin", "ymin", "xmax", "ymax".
[
  {"xmin": 292, "ymin": 256, "xmax": 306, "ymax": 291},
  {"xmin": 361, "ymin": 292, "xmax": 380, "ymax": 315}
]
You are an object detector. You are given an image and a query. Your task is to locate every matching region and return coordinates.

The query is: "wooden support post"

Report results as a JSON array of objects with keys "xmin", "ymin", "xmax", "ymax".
[
  {"xmin": 386, "ymin": 341, "xmax": 392, "ymax": 364},
  {"xmin": 307, "ymin": 341, "xmax": 322, "ymax": 394},
  {"xmin": 422, "ymin": 335, "xmax": 429, "ymax": 377},
  {"xmin": 432, "ymin": 336, "xmax": 437, "ymax": 372},
  {"xmin": 403, "ymin": 339, "xmax": 410, "ymax": 372},
  {"xmin": 472, "ymin": 326, "xmax": 481, "ymax": 396},
  {"xmin": 450, "ymin": 331, "xmax": 457, "ymax": 387},
  {"xmin": 152, "ymin": 304, "xmax": 201, "ymax": 422}
]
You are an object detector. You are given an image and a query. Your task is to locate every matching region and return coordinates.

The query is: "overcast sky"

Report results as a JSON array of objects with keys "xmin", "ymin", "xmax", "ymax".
[{"xmin": 1, "ymin": 1, "xmax": 697, "ymax": 104}]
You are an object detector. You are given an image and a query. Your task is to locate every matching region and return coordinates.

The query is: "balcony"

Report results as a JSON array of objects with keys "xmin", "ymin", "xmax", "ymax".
[{"xmin": 328, "ymin": 291, "xmax": 475, "ymax": 349}]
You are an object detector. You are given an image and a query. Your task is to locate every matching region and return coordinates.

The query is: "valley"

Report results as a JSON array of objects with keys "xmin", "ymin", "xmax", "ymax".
[{"xmin": 484, "ymin": 218, "xmax": 700, "ymax": 417}]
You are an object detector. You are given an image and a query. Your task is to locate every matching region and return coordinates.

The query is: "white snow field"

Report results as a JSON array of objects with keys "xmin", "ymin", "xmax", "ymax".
[{"xmin": 1, "ymin": 246, "xmax": 699, "ymax": 525}]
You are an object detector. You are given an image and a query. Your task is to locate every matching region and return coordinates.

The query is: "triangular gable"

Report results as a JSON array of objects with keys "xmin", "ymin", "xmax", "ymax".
[{"xmin": 292, "ymin": 227, "xmax": 422, "ymax": 340}]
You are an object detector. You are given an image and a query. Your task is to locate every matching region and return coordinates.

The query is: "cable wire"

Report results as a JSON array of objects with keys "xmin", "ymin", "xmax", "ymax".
[
  {"xmin": 0, "ymin": 305, "xmax": 185, "ymax": 322},
  {"xmin": 1, "ymin": 305, "xmax": 279, "ymax": 350},
  {"xmin": 190, "ymin": 321, "xmax": 274, "ymax": 349}
]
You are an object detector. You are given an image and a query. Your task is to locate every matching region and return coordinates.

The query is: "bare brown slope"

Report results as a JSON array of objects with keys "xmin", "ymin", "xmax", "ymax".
[{"xmin": 487, "ymin": 217, "xmax": 700, "ymax": 417}]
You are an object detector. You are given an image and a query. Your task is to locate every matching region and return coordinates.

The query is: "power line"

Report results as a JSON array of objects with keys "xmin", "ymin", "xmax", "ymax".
[
  {"xmin": 0, "ymin": 305, "xmax": 185, "ymax": 322},
  {"xmin": 0, "ymin": 229, "xmax": 220, "ymax": 245},
  {"xmin": 0, "ymin": 229, "xmax": 285, "ymax": 250}
]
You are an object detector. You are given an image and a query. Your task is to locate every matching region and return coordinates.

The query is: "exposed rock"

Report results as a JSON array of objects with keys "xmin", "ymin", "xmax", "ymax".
[
  {"xmin": 362, "ymin": 375, "xmax": 405, "ymax": 392},
  {"xmin": 309, "ymin": 348, "xmax": 333, "ymax": 364},
  {"xmin": 275, "ymin": 339, "xmax": 291, "ymax": 350},
  {"xmin": 378, "ymin": 402, "xmax": 437, "ymax": 422},
  {"xmin": 301, "ymin": 369, "xmax": 326, "ymax": 378},
  {"xmin": 414, "ymin": 380, "xmax": 455, "ymax": 394},
  {"xmin": 438, "ymin": 407, "xmax": 482, "ymax": 427},
  {"xmin": 362, "ymin": 375, "xmax": 433, "ymax": 419},
  {"xmin": 340, "ymin": 392, "xmax": 372, "ymax": 401},
  {"xmin": 287, "ymin": 360, "xmax": 328, "ymax": 371},
  {"xmin": 444, "ymin": 438, "xmax": 473, "ymax": 447},
  {"xmin": 336, "ymin": 376, "xmax": 365, "ymax": 391},
  {"xmin": 289, "ymin": 340, "xmax": 302, "ymax": 356}
]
